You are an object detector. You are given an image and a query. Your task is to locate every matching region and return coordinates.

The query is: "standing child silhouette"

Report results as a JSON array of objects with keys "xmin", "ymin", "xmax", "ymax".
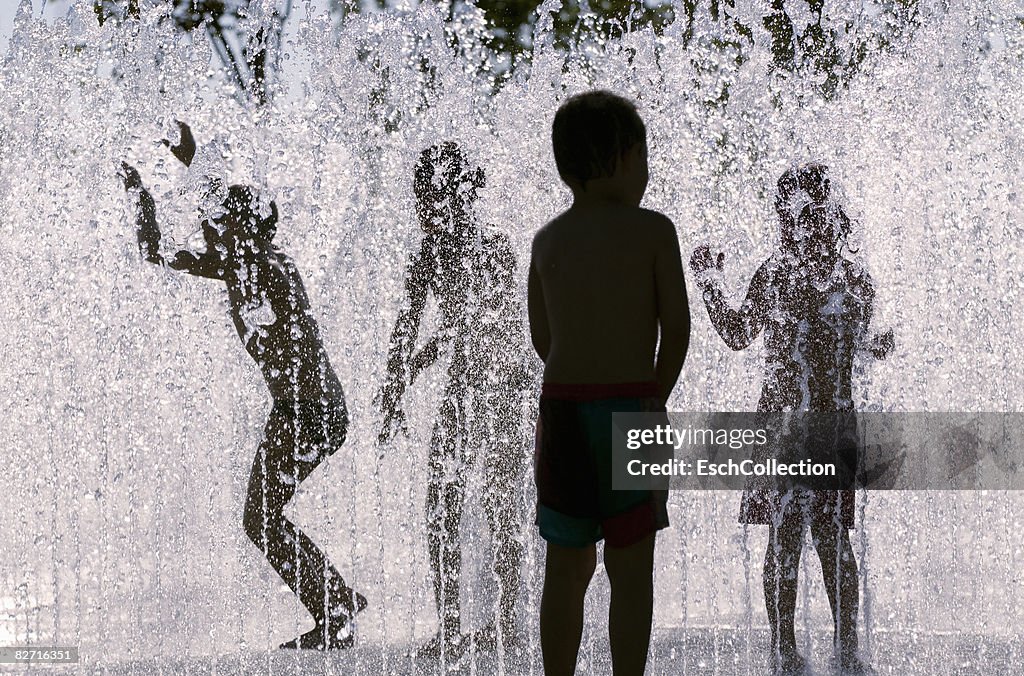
[
  {"xmin": 691, "ymin": 163, "xmax": 893, "ymax": 675},
  {"xmin": 529, "ymin": 91, "xmax": 690, "ymax": 676},
  {"xmin": 122, "ymin": 122, "xmax": 366, "ymax": 650},
  {"xmin": 376, "ymin": 142, "xmax": 530, "ymax": 658}
]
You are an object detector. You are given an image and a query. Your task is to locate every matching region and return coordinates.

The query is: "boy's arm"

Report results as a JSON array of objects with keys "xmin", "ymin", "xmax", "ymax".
[
  {"xmin": 854, "ymin": 269, "xmax": 894, "ymax": 359},
  {"xmin": 408, "ymin": 336, "xmax": 440, "ymax": 384},
  {"xmin": 691, "ymin": 246, "xmax": 770, "ymax": 350},
  {"xmin": 653, "ymin": 217, "xmax": 690, "ymax": 405},
  {"xmin": 165, "ymin": 232, "xmax": 225, "ymax": 280},
  {"xmin": 489, "ymin": 234, "xmax": 532, "ymax": 384},
  {"xmin": 122, "ymin": 163, "xmax": 223, "ymax": 280},
  {"xmin": 527, "ymin": 245, "xmax": 551, "ymax": 363},
  {"xmin": 123, "ymin": 163, "xmax": 165, "ymax": 265},
  {"xmin": 376, "ymin": 245, "xmax": 432, "ymax": 441}
]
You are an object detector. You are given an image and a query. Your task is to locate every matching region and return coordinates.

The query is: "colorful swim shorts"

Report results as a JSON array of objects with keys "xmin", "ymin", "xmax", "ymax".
[{"xmin": 534, "ymin": 382, "xmax": 670, "ymax": 548}]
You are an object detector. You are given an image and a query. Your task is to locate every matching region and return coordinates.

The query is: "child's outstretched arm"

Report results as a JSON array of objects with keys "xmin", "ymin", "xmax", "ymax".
[
  {"xmin": 376, "ymin": 244, "xmax": 432, "ymax": 443},
  {"xmin": 690, "ymin": 245, "xmax": 770, "ymax": 350},
  {"xmin": 122, "ymin": 162, "xmax": 223, "ymax": 280},
  {"xmin": 122, "ymin": 162, "xmax": 164, "ymax": 265},
  {"xmin": 653, "ymin": 217, "xmax": 690, "ymax": 405},
  {"xmin": 164, "ymin": 225, "xmax": 225, "ymax": 280}
]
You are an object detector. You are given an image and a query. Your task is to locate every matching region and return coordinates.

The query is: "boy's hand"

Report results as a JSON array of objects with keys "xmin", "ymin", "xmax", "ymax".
[
  {"xmin": 689, "ymin": 245, "xmax": 724, "ymax": 276},
  {"xmin": 377, "ymin": 404, "xmax": 408, "ymax": 446},
  {"xmin": 161, "ymin": 120, "xmax": 196, "ymax": 167},
  {"xmin": 869, "ymin": 329, "xmax": 895, "ymax": 360},
  {"xmin": 121, "ymin": 161, "xmax": 143, "ymax": 190}
]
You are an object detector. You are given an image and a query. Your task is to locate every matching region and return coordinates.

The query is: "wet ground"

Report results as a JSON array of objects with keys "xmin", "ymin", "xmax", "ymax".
[{"xmin": 6, "ymin": 627, "xmax": 1018, "ymax": 675}]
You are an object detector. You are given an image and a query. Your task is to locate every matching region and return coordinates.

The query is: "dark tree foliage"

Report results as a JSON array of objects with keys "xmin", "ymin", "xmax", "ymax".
[
  {"xmin": 469, "ymin": 0, "xmax": 676, "ymax": 54},
  {"xmin": 93, "ymin": 0, "xmax": 141, "ymax": 24},
  {"xmin": 457, "ymin": 0, "xmax": 919, "ymax": 99},
  {"xmin": 94, "ymin": 0, "xmax": 289, "ymax": 105},
  {"xmin": 759, "ymin": 0, "xmax": 920, "ymax": 98},
  {"xmin": 94, "ymin": 1, "xmax": 921, "ymax": 104}
]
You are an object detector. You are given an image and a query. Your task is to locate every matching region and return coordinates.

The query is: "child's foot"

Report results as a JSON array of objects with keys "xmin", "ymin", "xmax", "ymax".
[
  {"xmin": 770, "ymin": 649, "xmax": 809, "ymax": 676},
  {"xmin": 279, "ymin": 588, "xmax": 367, "ymax": 651},
  {"xmin": 278, "ymin": 625, "xmax": 354, "ymax": 650},
  {"xmin": 832, "ymin": 654, "xmax": 874, "ymax": 675},
  {"xmin": 325, "ymin": 575, "xmax": 368, "ymax": 615},
  {"xmin": 327, "ymin": 588, "xmax": 368, "ymax": 616}
]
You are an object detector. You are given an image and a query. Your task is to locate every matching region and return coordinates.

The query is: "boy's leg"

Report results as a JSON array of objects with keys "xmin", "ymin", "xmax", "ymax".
[
  {"xmin": 764, "ymin": 503, "xmax": 805, "ymax": 666},
  {"xmin": 540, "ymin": 541, "xmax": 596, "ymax": 676},
  {"xmin": 604, "ymin": 532, "xmax": 656, "ymax": 676},
  {"xmin": 482, "ymin": 409, "xmax": 525, "ymax": 644},
  {"xmin": 425, "ymin": 398, "xmax": 468, "ymax": 650},
  {"xmin": 809, "ymin": 512, "xmax": 859, "ymax": 662},
  {"xmin": 242, "ymin": 404, "xmax": 361, "ymax": 647}
]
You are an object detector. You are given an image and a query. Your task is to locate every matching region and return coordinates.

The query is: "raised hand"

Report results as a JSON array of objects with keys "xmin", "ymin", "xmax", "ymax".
[
  {"xmin": 121, "ymin": 162, "xmax": 163, "ymax": 264},
  {"xmin": 689, "ymin": 245, "xmax": 724, "ymax": 276},
  {"xmin": 161, "ymin": 120, "xmax": 196, "ymax": 167},
  {"xmin": 869, "ymin": 329, "xmax": 895, "ymax": 360},
  {"xmin": 121, "ymin": 161, "xmax": 143, "ymax": 190}
]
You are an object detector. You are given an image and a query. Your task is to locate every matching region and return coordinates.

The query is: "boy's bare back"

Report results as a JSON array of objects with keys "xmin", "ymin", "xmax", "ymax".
[
  {"xmin": 528, "ymin": 90, "xmax": 689, "ymax": 403},
  {"xmin": 530, "ymin": 203, "xmax": 684, "ymax": 386}
]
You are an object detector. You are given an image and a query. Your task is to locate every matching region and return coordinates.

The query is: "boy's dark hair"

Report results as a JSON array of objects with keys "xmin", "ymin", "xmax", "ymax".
[
  {"xmin": 551, "ymin": 90, "xmax": 646, "ymax": 186},
  {"xmin": 777, "ymin": 163, "xmax": 853, "ymax": 249},
  {"xmin": 775, "ymin": 163, "xmax": 831, "ymax": 222},
  {"xmin": 414, "ymin": 141, "xmax": 485, "ymax": 201},
  {"xmin": 220, "ymin": 184, "xmax": 279, "ymax": 241}
]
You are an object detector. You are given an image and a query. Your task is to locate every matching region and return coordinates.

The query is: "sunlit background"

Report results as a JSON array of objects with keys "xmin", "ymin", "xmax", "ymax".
[{"xmin": 1, "ymin": 0, "xmax": 1022, "ymax": 672}]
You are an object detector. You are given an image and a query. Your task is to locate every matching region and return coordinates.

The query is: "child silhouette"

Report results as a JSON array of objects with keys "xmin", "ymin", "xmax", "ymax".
[
  {"xmin": 691, "ymin": 163, "xmax": 893, "ymax": 675},
  {"xmin": 529, "ymin": 91, "xmax": 690, "ymax": 676},
  {"xmin": 122, "ymin": 122, "xmax": 365, "ymax": 650},
  {"xmin": 376, "ymin": 142, "xmax": 530, "ymax": 658}
]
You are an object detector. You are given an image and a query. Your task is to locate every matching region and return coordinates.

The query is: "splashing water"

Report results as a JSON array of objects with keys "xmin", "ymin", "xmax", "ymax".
[{"xmin": 1, "ymin": 0, "xmax": 1023, "ymax": 672}]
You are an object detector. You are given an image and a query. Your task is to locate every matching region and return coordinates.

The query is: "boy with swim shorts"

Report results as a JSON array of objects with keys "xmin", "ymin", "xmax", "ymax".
[{"xmin": 528, "ymin": 90, "xmax": 690, "ymax": 676}]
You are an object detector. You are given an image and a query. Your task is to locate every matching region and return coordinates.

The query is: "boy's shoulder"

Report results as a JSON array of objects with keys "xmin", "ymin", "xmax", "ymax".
[
  {"xmin": 533, "ymin": 206, "xmax": 674, "ymax": 247},
  {"xmin": 635, "ymin": 206, "xmax": 676, "ymax": 234}
]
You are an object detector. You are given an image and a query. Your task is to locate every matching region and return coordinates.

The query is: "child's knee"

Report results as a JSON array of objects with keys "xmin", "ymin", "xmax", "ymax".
[
  {"xmin": 545, "ymin": 543, "xmax": 596, "ymax": 589},
  {"xmin": 811, "ymin": 526, "xmax": 854, "ymax": 561},
  {"xmin": 242, "ymin": 489, "xmax": 277, "ymax": 546},
  {"xmin": 607, "ymin": 566, "xmax": 654, "ymax": 597},
  {"xmin": 605, "ymin": 535, "xmax": 655, "ymax": 589}
]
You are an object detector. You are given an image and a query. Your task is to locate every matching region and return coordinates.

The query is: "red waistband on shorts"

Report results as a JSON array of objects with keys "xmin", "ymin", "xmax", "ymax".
[{"xmin": 540, "ymin": 381, "xmax": 660, "ymax": 401}]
